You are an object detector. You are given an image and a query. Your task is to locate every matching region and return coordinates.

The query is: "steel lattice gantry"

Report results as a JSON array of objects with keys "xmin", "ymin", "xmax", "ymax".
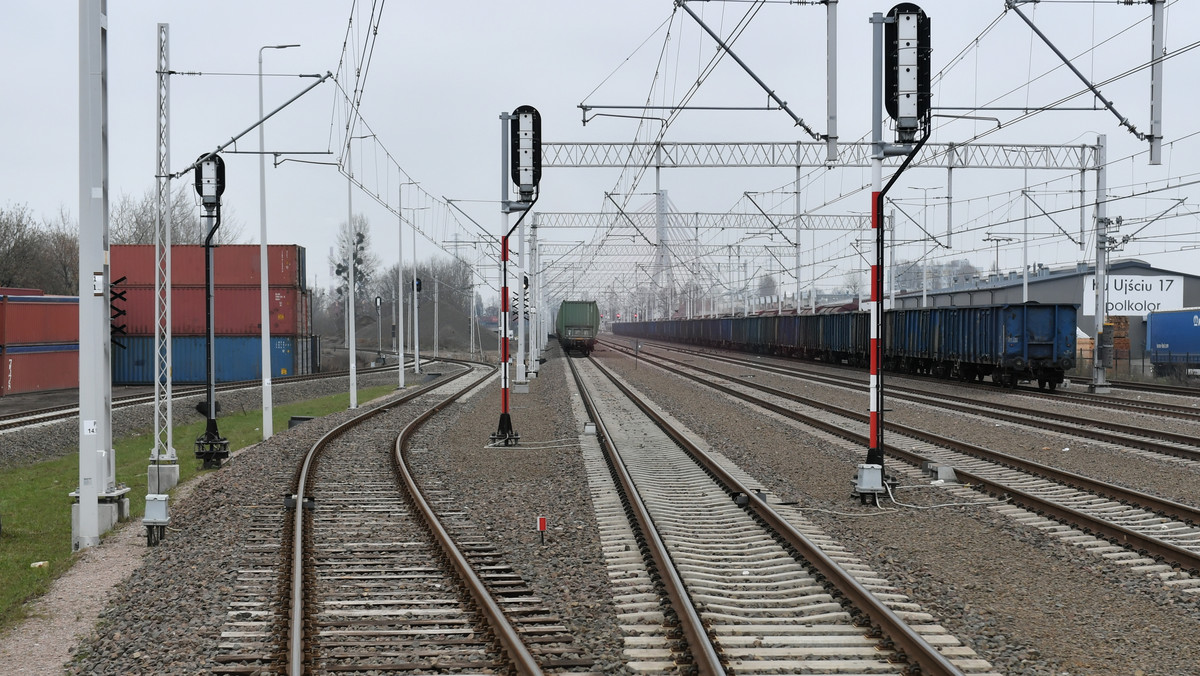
[{"xmin": 542, "ymin": 141, "xmax": 1097, "ymax": 171}]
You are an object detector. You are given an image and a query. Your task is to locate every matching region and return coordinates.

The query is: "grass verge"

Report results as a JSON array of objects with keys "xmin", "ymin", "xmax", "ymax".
[{"xmin": 0, "ymin": 383, "xmax": 397, "ymax": 633}]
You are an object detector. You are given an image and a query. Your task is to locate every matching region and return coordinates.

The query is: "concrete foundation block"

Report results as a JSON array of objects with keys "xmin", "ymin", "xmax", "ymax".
[
  {"xmin": 72, "ymin": 502, "xmax": 119, "ymax": 551},
  {"xmin": 147, "ymin": 464, "xmax": 180, "ymax": 493}
]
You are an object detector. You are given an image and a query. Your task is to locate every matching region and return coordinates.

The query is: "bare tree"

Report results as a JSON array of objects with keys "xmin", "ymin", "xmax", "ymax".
[
  {"xmin": 111, "ymin": 184, "xmax": 245, "ymax": 245},
  {"xmin": 328, "ymin": 214, "xmax": 382, "ymax": 309},
  {"xmin": 0, "ymin": 204, "xmax": 38, "ymax": 288},
  {"xmin": 32, "ymin": 208, "xmax": 79, "ymax": 295},
  {"xmin": 756, "ymin": 274, "xmax": 777, "ymax": 299}
]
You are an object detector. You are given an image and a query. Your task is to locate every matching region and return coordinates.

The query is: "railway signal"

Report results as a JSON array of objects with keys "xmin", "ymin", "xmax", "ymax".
[
  {"xmin": 493, "ymin": 105, "xmax": 543, "ymax": 447},
  {"xmin": 857, "ymin": 5, "xmax": 933, "ymax": 503},
  {"xmin": 193, "ymin": 153, "xmax": 230, "ymax": 469}
]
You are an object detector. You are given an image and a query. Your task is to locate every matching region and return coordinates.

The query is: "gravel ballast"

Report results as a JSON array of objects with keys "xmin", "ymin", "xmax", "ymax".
[{"xmin": 594, "ymin": 341, "xmax": 1200, "ymax": 676}]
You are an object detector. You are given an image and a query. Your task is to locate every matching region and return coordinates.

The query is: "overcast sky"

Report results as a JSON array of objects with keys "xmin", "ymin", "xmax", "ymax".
[{"xmin": 4, "ymin": 1, "xmax": 1198, "ymax": 299}]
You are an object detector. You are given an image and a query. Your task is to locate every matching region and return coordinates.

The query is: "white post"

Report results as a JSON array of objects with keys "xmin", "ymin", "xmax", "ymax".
[
  {"xmin": 257, "ymin": 44, "xmax": 297, "ymax": 438},
  {"xmin": 412, "ymin": 207, "xmax": 420, "ymax": 374},
  {"xmin": 516, "ymin": 212, "xmax": 527, "ymax": 382},
  {"xmin": 397, "ymin": 185, "xmax": 406, "ymax": 389},
  {"xmin": 1149, "ymin": 0, "xmax": 1164, "ymax": 165},
  {"xmin": 346, "ymin": 144, "xmax": 357, "ymax": 409},
  {"xmin": 77, "ymin": 0, "xmax": 112, "ymax": 551}
]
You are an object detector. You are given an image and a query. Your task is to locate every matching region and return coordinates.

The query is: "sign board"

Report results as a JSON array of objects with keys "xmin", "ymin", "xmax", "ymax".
[
  {"xmin": 1082, "ymin": 275, "xmax": 1183, "ymax": 317},
  {"xmin": 536, "ymin": 516, "xmax": 547, "ymax": 532}
]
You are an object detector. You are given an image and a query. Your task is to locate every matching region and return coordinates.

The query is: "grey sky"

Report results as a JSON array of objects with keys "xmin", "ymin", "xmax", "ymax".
[{"xmin": 5, "ymin": 1, "xmax": 1198, "ymax": 298}]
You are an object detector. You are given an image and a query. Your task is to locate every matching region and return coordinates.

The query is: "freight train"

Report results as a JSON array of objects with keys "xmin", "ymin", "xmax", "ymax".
[
  {"xmin": 613, "ymin": 303, "xmax": 1078, "ymax": 390},
  {"xmin": 1147, "ymin": 307, "xmax": 1200, "ymax": 378},
  {"xmin": 556, "ymin": 300, "xmax": 600, "ymax": 356}
]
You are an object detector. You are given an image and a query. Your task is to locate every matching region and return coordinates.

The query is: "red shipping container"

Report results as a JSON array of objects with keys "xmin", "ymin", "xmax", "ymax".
[
  {"xmin": 0, "ymin": 295, "xmax": 80, "ymax": 346},
  {"xmin": 119, "ymin": 285, "xmax": 305, "ymax": 336},
  {"xmin": 0, "ymin": 288, "xmax": 43, "ymax": 296},
  {"xmin": 0, "ymin": 344, "xmax": 79, "ymax": 395},
  {"xmin": 111, "ymin": 244, "xmax": 305, "ymax": 288}
]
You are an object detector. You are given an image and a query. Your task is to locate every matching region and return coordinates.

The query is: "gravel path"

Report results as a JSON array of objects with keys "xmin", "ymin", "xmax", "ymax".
[{"xmin": 594, "ymin": 342, "xmax": 1200, "ymax": 676}]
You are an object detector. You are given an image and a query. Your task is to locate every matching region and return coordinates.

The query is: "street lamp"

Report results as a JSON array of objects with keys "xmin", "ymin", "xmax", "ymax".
[{"xmin": 258, "ymin": 43, "xmax": 299, "ymax": 440}]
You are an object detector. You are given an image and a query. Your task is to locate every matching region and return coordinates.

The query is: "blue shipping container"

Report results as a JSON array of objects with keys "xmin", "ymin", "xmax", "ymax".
[
  {"xmin": 113, "ymin": 336, "xmax": 296, "ymax": 385},
  {"xmin": 1147, "ymin": 308, "xmax": 1200, "ymax": 363}
]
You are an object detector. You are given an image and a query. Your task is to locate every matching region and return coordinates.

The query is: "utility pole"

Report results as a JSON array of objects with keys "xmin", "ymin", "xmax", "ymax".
[
  {"xmin": 984, "ymin": 232, "xmax": 1012, "ymax": 274},
  {"xmin": 1091, "ymin": 134, "xmax": 1111, "ymax": 394}
]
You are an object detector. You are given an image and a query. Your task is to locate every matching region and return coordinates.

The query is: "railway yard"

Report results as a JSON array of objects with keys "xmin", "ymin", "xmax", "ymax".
[{"xmin": 0, "ymin": 337, "xmax": 1196, "ymax": 675}]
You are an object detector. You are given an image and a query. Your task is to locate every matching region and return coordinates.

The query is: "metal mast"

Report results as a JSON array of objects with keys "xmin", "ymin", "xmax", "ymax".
[{"xmin": 153, "ymin": 23, "xmax": 176, "ymax": 476}]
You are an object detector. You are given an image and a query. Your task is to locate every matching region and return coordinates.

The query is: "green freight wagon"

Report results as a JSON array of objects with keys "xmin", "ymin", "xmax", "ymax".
[{"xmin": 556, "ymin": 300, "xmax": 600, "ymax": 356}]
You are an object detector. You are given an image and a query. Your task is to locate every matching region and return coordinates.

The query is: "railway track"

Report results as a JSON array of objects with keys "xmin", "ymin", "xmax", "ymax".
[
  {"xmin": 600, "ymin": 340, "xmax": 1200, "ymax": 577},
  {"xmin": 1073, "ymin": 375, "xmax": 1200, "ymax": 398},
  {"xmin": 0, "ymin": 361, "xmax": 415, "ymax": 433},
  {"xmin": 619, "ymin": 339, "xmax": 1200, "ymax": 465},
  {"xmin": 208, "ymin": 359, "xmax": 588, "ymax": 675},
  {"xmin": 569, "ymin": 354, "xmax": 992, "ymax": 675},
  {"xmin": 623, "ymin": 337, "xmax": 1200, "ymax": 423}
]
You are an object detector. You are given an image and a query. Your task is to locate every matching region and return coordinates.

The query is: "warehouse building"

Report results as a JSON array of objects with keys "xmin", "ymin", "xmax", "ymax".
[{"xmin": 892, "ymin": 258, "xmax": 1200, "ymax": 360}]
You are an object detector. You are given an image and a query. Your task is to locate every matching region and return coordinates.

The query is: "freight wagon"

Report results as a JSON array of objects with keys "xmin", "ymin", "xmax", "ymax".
[
  {"xmin": 1147, "ymin": 308, "xmax": 1200, "ymax": 378},
  {"xmin": 556, "ymin": 300, "xmax": 600, "ymax": 356},
  {"xmin": 613, "ymin": 303, "xmax": 1077, "ymax": 389}
]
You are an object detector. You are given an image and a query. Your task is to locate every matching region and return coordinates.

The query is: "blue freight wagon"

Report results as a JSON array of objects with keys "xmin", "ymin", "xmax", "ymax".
[
  {"xmin": 613, "ymin": 303, "xmax": 1077, "ymax": 389},
  {"xmin": 1147, "ymin": 308, "xmax": 1200, "ymax": 377}
]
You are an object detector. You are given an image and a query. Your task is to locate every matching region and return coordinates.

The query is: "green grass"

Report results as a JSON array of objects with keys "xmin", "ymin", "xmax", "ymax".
[{"xmin": 0, "ymin": 383, "xmax": 398, "ymax": 633}]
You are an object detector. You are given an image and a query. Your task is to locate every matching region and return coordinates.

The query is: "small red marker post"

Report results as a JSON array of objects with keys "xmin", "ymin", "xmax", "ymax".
[{"xmin": 536, "ymin": 516, "xmax": 547, "ymax": 545}]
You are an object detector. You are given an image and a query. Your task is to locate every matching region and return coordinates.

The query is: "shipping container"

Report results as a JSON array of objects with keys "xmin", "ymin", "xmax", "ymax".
[
  {"xmin": 111, "ymin": 244, "xmax": 306, "ymax": 288},
  {"xmin": 117, "ymin": 285, "xmax": 307, "ymax": 336},
  {"xmin": 0, "ymin": 288, "xmax": 43, "ymax": 296},
  {"xmin": 0, "ymin": 295, "xmax": 79, "ymax": 346},
  {"xmin": 112, "ymin": 335, "xmax": 301, "ymax": 385},
  {"xmin": 1, "ymin": 344, "xmax": 79, "ymax": 395}
]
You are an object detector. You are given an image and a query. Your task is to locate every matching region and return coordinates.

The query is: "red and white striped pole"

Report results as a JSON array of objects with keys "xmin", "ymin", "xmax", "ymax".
[
  {"xmin": 868, "ymin": 179, "xmax": 885, "ymax": 467},
  {"xmin": 867, "ymin": 11, "xmax": 886, "ymax": 469},
  {"xmin": 499, "ymin": 234, "xmax": 511, "ymax": 419}
]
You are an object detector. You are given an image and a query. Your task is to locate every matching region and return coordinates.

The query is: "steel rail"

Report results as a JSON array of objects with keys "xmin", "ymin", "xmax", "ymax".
[
  {"xmin": 609, "ymin": 343, "xmax": 1200, "ymax": 573},
  {"xmin": 285, "ymin": 360, "xmax": 479, "ymax": 674},
  {"xmin": 634, "ymin": 336, "xmax": 1200, "ymax": 422},
  {"xmin": 391, "ymin": 365, "xmax": 545, "ymax": 676},
  {"xmin": 583, "ymin": 354, "xmax": 964, "ymax": 676},
  {"xmin": 1076, "ymin": 376, "xmax": 1200, "ymax": 397},
  {"xmin": 567, "ymin": 356, "xmax": 726, "ymax": 676},
  {"xmin": 633, "ymin": 341, "xmax": 1200, "ymax": 460}
]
